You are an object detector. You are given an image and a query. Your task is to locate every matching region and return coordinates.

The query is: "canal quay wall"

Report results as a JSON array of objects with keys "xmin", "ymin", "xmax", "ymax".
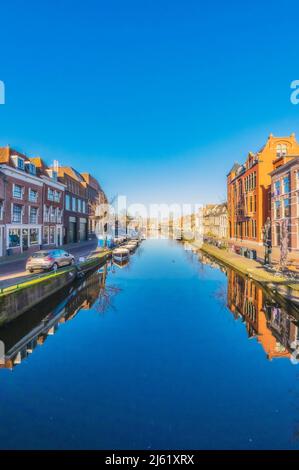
[
  {"xmin": 188, "ymin": 241, "xmax": 299, "ymax": 304},
  {"xmin": 0, "ymin": 250, "xmax": 110, "ymax": 326}
]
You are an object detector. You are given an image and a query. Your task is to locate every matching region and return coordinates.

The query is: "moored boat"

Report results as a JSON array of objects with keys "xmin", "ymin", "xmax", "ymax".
[
  {"xmin": 112, "ymin": 247, "xmax": 130, "ymax": 261},
  {"xmin": 113, "ymin": 258, "xmax": 129, "ymax": 269},
  {"xmin": 122, "ymin": 243, "xmax": 137, "ymax": 252}
]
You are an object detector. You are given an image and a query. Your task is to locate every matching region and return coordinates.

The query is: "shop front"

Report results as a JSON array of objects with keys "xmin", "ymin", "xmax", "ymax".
[
  {"xmin": 42, "ymin": 224, "xmax": 63, "ymax": 247},
  {"xmin": 6, "ymin": 225, "xmax": 42, "ymax": 255}
]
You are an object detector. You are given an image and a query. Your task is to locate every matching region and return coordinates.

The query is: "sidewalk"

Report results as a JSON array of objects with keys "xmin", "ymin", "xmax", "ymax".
[
  {"xmin": 0, "ymin": 238, "xmax": 98, "ymax": 267},
  {"xmin": 227, "ymin": 239, "xmax": 299, "ymax": 267}
]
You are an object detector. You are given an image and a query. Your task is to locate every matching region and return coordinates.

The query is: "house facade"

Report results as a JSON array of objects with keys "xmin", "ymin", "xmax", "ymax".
[
  {"xmin": 30, "ymin": 158, "xmax": 65, "ymax": 248},
  {"xmin": 81, "ymin": 172, "xmax": 108, "ymax": 237},
  {"xmin": 270, "ymin": 157, "xmax": 299, "ymax": 253},
  {"xmin": 227, "ymin": 134, "xmax": 299, "ymax": 246},
  {"xmin": 200, "ymin": 203, "xmax": 228, "ymax": 239},
  {"xmin": 0, "ymin": 147, "xmax": 43, "ymax": 256},
  {"xmin": 57, "ymin": 167, "xmax": 88, "ymax": 244}
]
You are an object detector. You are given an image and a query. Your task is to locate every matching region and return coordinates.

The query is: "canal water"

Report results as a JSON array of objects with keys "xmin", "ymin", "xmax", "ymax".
[{"xmin": 1, "ymin": 239, "xmax": 299, "ymax": 449}]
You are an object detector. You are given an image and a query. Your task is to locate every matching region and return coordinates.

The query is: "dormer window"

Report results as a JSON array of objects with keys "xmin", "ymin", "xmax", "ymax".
[
  {"xmin": 46, "ymin": 169, "xmax": 58, "ymax": 181},
  {"xmin": 276, "ymin": 144, "xmax": 288, "ymax": 158},
  {"xmin": 25, "ymin": 162, "xmax": 36, "ymax": 175},
  {"xmin": 11, "ymin": 155, "xmax": 25, "ymax": 170}
]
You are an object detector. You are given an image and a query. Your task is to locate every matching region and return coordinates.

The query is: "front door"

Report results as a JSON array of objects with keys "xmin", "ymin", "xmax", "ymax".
[{"xmin": 69, "ymin": 222, "xmax": 77, "ymax": 243}]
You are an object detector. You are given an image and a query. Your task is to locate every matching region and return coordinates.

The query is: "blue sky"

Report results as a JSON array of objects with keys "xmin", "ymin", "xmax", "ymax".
[{"xmin": 1, "ymin": 0, "xmax": 299, "ymax": 206}]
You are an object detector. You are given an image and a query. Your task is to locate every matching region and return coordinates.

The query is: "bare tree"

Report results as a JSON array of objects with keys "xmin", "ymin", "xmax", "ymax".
[
  {"xmin": 95, "ymin": 284, "xmax": 122, "ymax": 314},
  {"xmin": 280, "ymin": 218, "xmax": 289, "ymax": 270}
]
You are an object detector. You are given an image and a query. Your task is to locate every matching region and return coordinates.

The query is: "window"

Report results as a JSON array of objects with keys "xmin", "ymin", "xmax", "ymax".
[
  {"xmin": 274, "ymin": 180, "xmax": 280, "ymax": 196},
  {"xmin": 8, "ymin": 228, "xmax": 21, "ymax": 247},
  {"xmin": 282, "ymin": 144, "xmax": 287, "ymax": 156},
  {"xmin": 72, "ymin": 197, "xmax": 76, "ymax": 211},
  {"xmin": 65, "ymin": 194, "xmax": 70, "ymax": 210},
  {"xmin": 29, "ymin": 188, "xmax": 38, "ymax": 202},
  {"xmin": 275, "ymin": 200, "xmax": 281, "ymax": 219},
  {"xmin": 25, "ymin": 162, "xmax": 36, "ymax": 175},
  {"xmin": 48, "ymin": 188, "xmax": 54, "ymax": 201},
  {"xmin": 44, "ymin": 206, "xmax": 49, "ymax": 222},
  {"xmin": 57, "ymin": 208, "xmax": 62, "ymax": 223},
  {"xmin": 253, "ymin": 220, "xmax": 257, "ymax": 238},
  {"xmin": 29, "ymin": 228, "xmax": 39, "ymax": 245},
  {"xmin": 284, "ymin": 198, "xmax": 290, "ymax": 217},
  {"xmin": 13, "ymin": 184, "xmax": 23, "ymax": 199},
  {"xmin": 47, "ymin": 169, "xmax": 57, "ymax": 181},
  {"xmin": 82, "ymin": 200, "xmax": 86, "ymax": 213},
  {"xmin": 54, "ymin": 191, "xmax": 60, "ymax": 202},
  {"xmin": 30, "ymin": 206, "xmax": 38, "ymax": 224},
  {"xmin": 276, "ymin": 224, "xmax": 281, "ymax": 246},
  {"xmin": 276, "ymin": 144, "xmax": 288, "ymax": 158},
  {"xmin": 78, "ymin": 199, "xmax": 82, "ymax": 212},
  {"xmin": 43, "ymin": 226, "xmax": 49, "ymax": 245},
  {"xmin": 49, "ymin": 226, "xmax": 55, "ymax": 244},
  {"xmin": 283, "ymin": 176, "xmax": 290, "ymax": 194},
  {"xmin": 0, "ymin": 201, "xmax": 3, "ymax": 220},
  {"xmin": 12, "ymin": 204, "xmax": 22, "ymax": 223},
  {"xmin": 11, "ymin": 155, "xmax": 25, "ymax": 170},
  {"xmin": 50, "ymin": 206, "xmax": 56, "ymax": 222}
]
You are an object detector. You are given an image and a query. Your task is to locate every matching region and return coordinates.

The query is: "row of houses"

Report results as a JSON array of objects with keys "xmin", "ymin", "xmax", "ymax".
[
  {"xmin": 227, "ymin": 133, "xmax": 299, "ymax": 254},
  {"xmin": 199, "ymin": 203, "xmax": 228, "ymax": 239},
  {"xmin": 200, "ymin": 133, "xmax": 299, "ymax": 260},
  {"xmin": 0, "ymin": 146, "xmax": 107, "ymax": 257}
]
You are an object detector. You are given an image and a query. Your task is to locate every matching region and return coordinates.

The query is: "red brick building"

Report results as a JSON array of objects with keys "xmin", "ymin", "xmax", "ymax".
[
  {"xmin": 0, "ymin": 146, "xmax": 44, "ymax": 255},
  {"xmin": 270, "ymin": 156, "xmax": 299, "ymax": 254},
  {"xmin": 30, "ymin": 158, "xmax": 65, "ymax": 248},
  {"xmin": 227, "ymin": 134, "xmax": 299, "ymax": 247},
  {"xmin": 81, "ymin": 172, "xmax": 108, "ymax": 236},
  {"xmin": 56, "ymin": 167, "xmax": 88, "ymax": 244}
]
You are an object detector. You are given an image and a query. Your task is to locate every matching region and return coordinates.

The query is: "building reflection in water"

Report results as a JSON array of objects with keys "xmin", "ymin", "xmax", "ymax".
[
  {"xmin": 199, "ymin": 252, "xmax": 299, "ymax": 363},
  {"xmin": 0, "ymin": 262, "xmax": 113, "ymax": 370}
]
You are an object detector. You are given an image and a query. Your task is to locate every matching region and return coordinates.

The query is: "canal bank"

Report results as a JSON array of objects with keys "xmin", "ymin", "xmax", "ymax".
[
  {"xmin": 187, "ymin": 240, "xmax": 299, "ymax": 303},
  {"xmin": 0, "ymin": 249, "xmax": 110, "ymax": 326}
]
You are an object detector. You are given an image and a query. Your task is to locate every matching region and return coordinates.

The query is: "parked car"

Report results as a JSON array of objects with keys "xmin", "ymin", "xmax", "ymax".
[{"xmin": 26, "ymin": 249, "xmax": 75, "ymax": 273}]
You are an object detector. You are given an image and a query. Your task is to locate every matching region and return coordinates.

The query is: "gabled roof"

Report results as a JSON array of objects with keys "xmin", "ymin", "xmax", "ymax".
[
  {"xmin": 0, "ymin": 146, "xmax": 31, "ymax": 164},
  {"xmin": 57, "ymin": 166, "xmax": 85, "ymax": 182},
  {"xmin": 227, "ymin": 162, "xmax": 241, "ymax": 176}
]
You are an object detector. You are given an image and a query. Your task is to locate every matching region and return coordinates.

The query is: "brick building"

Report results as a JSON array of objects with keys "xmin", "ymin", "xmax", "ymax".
[
  {"xmin": 270, "ymin": 156, "xmax": 299, "ymax": 254},
  {"xmin": 0, "ymin": 146, "xmax": 43, "ymax": 256},
  {"xmin": 56, "ymin": 167, "xmax": 88, "ymax": 244},
  {"xmin": 227, "ymin": 134, "xmax": 299, "ymax": 247},
  {"xmin": 81, "ymin": 172, "xmax": 107, "ymax": 236},
  {"xmin": 30, "ymin": 158, "xmax": 65, "ymax": 248}
]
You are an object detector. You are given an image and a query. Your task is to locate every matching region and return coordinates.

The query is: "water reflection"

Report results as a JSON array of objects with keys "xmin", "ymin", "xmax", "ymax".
[
  {"xmin": 0, "ymin": 260, "xmax": 125, "ymax": 370},
  {"xmin": 198, "ymin": 251, "xmax": 299, "ymax": 364},
  {"xmin": 3, "ymin": 243, "xmax": 299, "ymax": 372}
]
